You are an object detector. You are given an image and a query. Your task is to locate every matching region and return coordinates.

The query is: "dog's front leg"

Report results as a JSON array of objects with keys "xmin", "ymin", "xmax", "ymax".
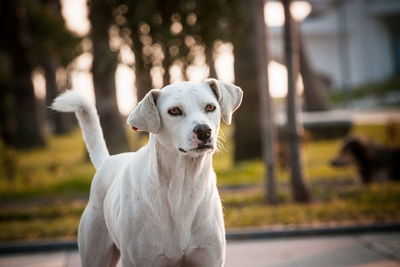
[
  {"xmin": 183, "ymin": 246, "xmax": 225, "ymax": 267},
  {"xmin": 78, "ymin": 206, "xmax": 120, "ymax": 267}
]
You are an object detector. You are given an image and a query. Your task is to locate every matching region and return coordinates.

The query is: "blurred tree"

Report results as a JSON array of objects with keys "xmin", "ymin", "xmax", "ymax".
[
  {"xmin": 122, "ymin": 0, "xmax": 154, "ymax": 101},
  {"xmin": 0, "ymin": 53, "xmax": 15, "ymax": 146},
  {"xmin": 192, "ymin": 0, "xmax": 223, "ymax": 79},
  {"xmin": 187, "ymin": 0, "xmax": 241, "ymax": 79},
  {"xmin": 170, "ymin": 2, "xmax": 196, "ymax": 81},
  {"xmin": 151, "ymin": 0, "xmax": 187, "ymax": 86},
  {"xmin": 121, "ymin": 0, "xmax": 241, "ymax": 99},
  {"xmin": 283, "ymin": 0, "xmax": 311, "ymax": 203},
  {"xmin": 251, "ymin": 0, "xmax": 278, "ymax": 204},
  {"xmin": 33, "ymin": 0, "xmax": 81, "ymax": 135},
  {"xmin": 88, "ymin": 0, "xmax": 130, "ymax": 154},
  {"xmin": 132, "ymin": 23, "xmax": 153, "ymax": 101},
  {"xmin": 299, "ymin": 32, "xmax": 330, "ymax": 111},
  {"xmin": 0, "ymin": 2, "xmax": 14, "ymax": 145},
  {"xmin": 1, "ymin": 0, "xmax": 80, "ymax": 147},
  {"xmin": 232, "ymin": 0, "xmax": 263, "ymax": 162},
  {"xmin": 122, "ymin": 0, "xmax": 189, "ymax": 98},
  {"xmin": 0, "ymin": 0, "xmax": 15, "ymax": 147},
  {"xmin": 4, "ymin": 0, "xmax": 46, "ymax": 149}
]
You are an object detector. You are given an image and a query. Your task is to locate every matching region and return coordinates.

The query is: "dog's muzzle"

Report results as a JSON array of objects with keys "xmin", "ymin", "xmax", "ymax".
[
  {"xmin": 194, "ymin": 124, "xmax": 214, "ymax": 150},
  {"xmin": 178, "ymin": 124, "xmax": 214, "ymax": 154}
]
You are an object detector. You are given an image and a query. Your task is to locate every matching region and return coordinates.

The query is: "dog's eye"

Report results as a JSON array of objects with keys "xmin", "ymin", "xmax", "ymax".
[
  {"xmin": 205, "ymin": 104, "xmax": 216, "ymax": 113},
  {"xmin": 168, "ymin": 107, "xmax": 182, "ymax": 116}
]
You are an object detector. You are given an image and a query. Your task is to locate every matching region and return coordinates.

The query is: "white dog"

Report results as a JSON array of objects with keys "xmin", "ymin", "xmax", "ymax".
[{"xmin": 52, "ymin": 79, "xmax": 242, "ymax": 267}]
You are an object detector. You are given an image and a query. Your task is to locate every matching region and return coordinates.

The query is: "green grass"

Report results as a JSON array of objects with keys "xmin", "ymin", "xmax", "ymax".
[
  {"xmin": 214, "ymin": 127, "xmax": 356, "ymax": 187},
  {"xmin": 0, "ymin": 198, "xmax": 85, "ymax": 240},
  {"xmin": 0, "ymin": 130, "xmax": 95, "ymax": 201},
  {"xmin": 0, "ymin": 123, "xmax": 400, "ymax": 240},
  {"xmin": 222, "ymin": 183, "xmax": 400, "ymax": 228}
]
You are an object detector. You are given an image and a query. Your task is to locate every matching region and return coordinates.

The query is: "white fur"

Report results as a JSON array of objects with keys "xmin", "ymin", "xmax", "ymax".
[
  {"xmin": 52, "ymin": 80, "xmax": 242, "ymax": 267},
  {"xmin": 51, "ymin": 90, "xmax": 109, "ymax": 169}
]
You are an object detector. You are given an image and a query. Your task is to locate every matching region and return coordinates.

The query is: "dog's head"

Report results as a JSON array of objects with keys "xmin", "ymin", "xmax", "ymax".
[
  {"xmin": 330, "ymin": 136, "xmax": 368, "ymax": 167},
  {"xmin": 127, "ymin": 79, "xmax": 243, "ymax": 156}
]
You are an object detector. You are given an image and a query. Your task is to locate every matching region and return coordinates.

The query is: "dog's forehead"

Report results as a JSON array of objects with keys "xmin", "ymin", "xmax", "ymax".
[{"xmin": 158, "ymin": 82, "xmax": 216, "ymax": 106}]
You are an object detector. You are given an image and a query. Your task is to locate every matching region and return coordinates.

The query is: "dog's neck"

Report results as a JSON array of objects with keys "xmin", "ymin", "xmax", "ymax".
[
  {"xmin": 147, "ymin": 134, "xmax": 215, "ymax": 226},
  {"xmin": 148, "ymin": 134, "xmax": 213, "ymax": 181}
]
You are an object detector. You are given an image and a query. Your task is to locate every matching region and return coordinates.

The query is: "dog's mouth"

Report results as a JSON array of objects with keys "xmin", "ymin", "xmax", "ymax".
[
  {"xmin": 179, "ymin": 144, "xmax": 214, "ymax": 154},
  {"xmin": 195, "ymin": 144, "xmax": 214, "ymax": 150}
]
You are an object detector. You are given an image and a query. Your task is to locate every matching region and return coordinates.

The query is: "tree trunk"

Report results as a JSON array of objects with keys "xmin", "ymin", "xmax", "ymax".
[
  {"xmin": 133, "ymin": 36, "xmax": 152, "ymax": 101},
  {"xmin": 0, "ymin": 2, "xmax": 15, "ymax": 146},
  {"xmin": 0, "ymin": 85, "xmax": 16, "ymax": 146},
  {"xmin": 233, "ymin": 0, "xmax": 263, "ymax": 162},
  {"xmin": 251, "ymin": 0, "xmax": 278, "ymax": 204},
  {"xmin": 0, "ymin": 2, "xmax": 14, "ymax": 145},
  {"xmin": 41, "ymin": 0, "xmax": 73, "ymax": 135},
  {"xmin": 9, "ymin": 0, "xmax": 46, "ymax": 149},
  {"xmin": 205, "ymin": 43, "xmax": 217, "ymax": 78},
  {"xmin": 162, "ymin": 47, "xmax": 171, "ymax": 86},
  {"xmin": 43, "ymin": 56, "xmax": 71, "ymax": 135},
  {"xmin": 12, "ymin": 51, "xmax": 46, "ymax": 149},
  {"xmin": 299, "ymin": 31, "xmax": 330, "ymax": 111},
  {"xmin": 89, "ymin": 0, "xmax": 129, "ymax": 154},
  {"xmin": 283, "ymin": 0, "xmax": 311, "ymax": 203}
]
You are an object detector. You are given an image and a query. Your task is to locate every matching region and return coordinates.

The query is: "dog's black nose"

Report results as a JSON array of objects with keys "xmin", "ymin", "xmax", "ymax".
[{"xmin": 194, "ymin": 124, "xmax": 212, "ymax": 141}]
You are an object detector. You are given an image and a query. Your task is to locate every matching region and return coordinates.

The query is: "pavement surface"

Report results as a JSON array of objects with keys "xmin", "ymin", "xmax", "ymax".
[{"xmin": 1, "ymin": 232, "xmax": 400, "ymax": 267}]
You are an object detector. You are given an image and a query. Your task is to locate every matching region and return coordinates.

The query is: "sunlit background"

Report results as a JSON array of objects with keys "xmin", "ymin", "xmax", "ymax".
[{"xmin": 31, "ymin": 0, "xmax": 312, "ymax": 115}]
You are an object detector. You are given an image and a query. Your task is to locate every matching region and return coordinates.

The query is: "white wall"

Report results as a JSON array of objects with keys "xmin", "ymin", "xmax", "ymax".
[
  {"xmin": 268, "ymin": 0, "xmax": 397, "ymax": 90},
  {"xmin": 345, "ymin": 0, "xmax": 393, "ymax": 86}
]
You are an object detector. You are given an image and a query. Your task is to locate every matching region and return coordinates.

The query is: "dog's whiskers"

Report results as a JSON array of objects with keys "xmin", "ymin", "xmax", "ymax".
[{"xmin": 216, "ymin": 134, "xmax": 227, "ymax": 154}]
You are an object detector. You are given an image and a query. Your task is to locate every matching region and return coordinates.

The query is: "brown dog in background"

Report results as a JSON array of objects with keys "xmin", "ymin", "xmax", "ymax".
[{"xmin": 330, "ymin": 136, "xmax": 400, "ymax": 184}]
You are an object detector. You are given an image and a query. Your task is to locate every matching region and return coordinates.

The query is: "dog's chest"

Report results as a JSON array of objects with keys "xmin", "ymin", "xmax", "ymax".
[
  {"xmin": 106, "ymin": 194, "xmax": 218, "ymax": 265},
  {"xmin": 103, "ymin": 171, "xmax": 212, "ymax": 243},
  {"xmin": 102, "ymin": 157, "xmax": 224, "ymax": 265}
]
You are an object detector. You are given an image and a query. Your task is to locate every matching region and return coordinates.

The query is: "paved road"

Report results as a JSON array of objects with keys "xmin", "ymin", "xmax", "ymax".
[{"xmin": 1, "ymin": 232, "xmax": 400, "ymax": 267}]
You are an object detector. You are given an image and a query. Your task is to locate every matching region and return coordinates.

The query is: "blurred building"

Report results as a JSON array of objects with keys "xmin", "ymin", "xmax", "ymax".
[{"xmin": 268, "ymin": 0, "xmax": 400, "ymax": 90}]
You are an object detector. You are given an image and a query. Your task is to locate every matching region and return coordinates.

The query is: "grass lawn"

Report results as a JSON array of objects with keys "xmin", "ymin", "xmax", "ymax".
[{"xmin": 0, "ymin": 123, "xmax": 400, "ymax": 241}]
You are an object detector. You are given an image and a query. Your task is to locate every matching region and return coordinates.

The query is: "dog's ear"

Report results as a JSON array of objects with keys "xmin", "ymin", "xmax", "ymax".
[
  {"xmin": 204, "ymin": 79, "xmax": 243, "ymax": 124},
  {"xmin": 127, "ymin": 89, "xmax": 161, "ymax": 133}
]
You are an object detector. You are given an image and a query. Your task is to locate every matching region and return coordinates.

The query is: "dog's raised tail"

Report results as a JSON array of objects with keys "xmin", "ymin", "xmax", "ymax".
[{"xmin": 51, "ymin": 90, "xmax": 109, "ymax": 170}]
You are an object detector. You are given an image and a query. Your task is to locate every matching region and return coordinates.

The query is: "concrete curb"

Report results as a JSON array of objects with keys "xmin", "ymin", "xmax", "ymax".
[
  {"xmin": 1, "ymin": 222, "xmax": 399, "ymax": 255},
  {"xmin": 0, "ymin": 240, "xmax": 77, "ymax": 255},
  {"xmin": 226, "ymin": 222, "xmax": 400, "ymax": 240}
]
